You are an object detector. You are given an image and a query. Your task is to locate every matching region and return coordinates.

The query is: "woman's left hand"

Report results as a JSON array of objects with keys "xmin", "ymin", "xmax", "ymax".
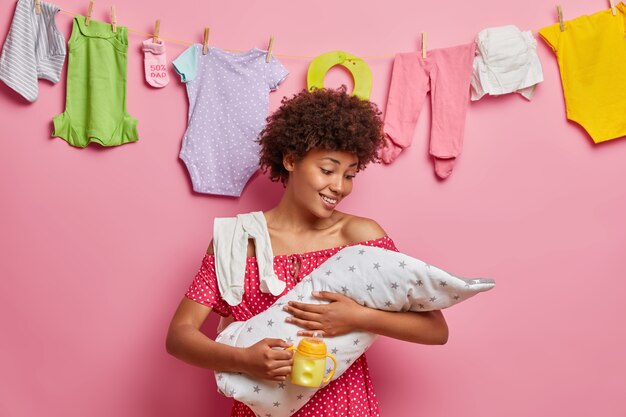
[{"xmin": 283, "ymin": 291, "xmax": 365, "ymax": 337}]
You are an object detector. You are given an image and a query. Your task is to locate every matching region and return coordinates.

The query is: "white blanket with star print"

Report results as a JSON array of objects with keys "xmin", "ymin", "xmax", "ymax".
[{"xmin": 214, "ymin": 245, "xmax": 495, "ymax": 417}]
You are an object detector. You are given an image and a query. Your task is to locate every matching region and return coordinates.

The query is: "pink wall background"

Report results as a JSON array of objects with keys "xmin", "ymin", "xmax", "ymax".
[{"xmin": 2, "ymin": 0, "xmax": 626, "ymax": 416}]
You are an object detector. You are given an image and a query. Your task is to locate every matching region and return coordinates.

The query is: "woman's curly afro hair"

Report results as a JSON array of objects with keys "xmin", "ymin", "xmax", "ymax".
[{"xmin": 258, "ymin": 86, "xmax": 384, "ymax": 184}]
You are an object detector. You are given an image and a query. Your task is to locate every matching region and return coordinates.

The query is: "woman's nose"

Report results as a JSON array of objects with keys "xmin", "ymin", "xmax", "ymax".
[{"xmin": 329, "ymin": 177, "xmax": 343, "ymax": 193}]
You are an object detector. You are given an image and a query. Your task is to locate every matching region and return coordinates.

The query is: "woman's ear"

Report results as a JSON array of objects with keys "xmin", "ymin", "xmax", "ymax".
[{"xmin": 283, "ymin": 154, "xmax": 296, "ymax": 172}]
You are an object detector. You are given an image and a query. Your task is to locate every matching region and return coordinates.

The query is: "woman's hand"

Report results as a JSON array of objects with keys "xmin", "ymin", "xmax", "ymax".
[
  {"xmin": 283, "ymin": 291, "xmax": 365, "ymax": 337},
  {"xmin": 240, "ymin": 338, "xmax": 294, "ymax": 381}
]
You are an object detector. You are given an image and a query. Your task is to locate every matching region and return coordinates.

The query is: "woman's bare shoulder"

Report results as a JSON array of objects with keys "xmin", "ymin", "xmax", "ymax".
[{"xmin": 340, "ymin": 213, "xmax": 387, "ymax": 244}]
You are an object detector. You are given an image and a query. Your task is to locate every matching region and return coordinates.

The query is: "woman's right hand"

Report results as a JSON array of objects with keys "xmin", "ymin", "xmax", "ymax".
[{"xmin": 240, "ymin": 338, "xmax": 294, "ymax": 381}]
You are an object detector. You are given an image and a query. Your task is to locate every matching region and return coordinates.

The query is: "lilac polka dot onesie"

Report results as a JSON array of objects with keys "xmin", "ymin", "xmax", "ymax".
[{"xmin": 173, "ymin": 45, "xmax": 288, "ymax": 196}]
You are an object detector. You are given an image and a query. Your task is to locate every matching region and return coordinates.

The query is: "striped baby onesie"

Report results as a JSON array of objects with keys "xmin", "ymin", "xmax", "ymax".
[{"xmin": 0, "ymin": 0, "xmax": 66, "ymax": 102}]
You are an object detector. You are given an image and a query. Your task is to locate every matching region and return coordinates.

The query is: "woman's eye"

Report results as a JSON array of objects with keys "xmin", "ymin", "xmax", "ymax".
[
  {"xmin": 321, "ymin": 169, "xmax": 332, "ymax": 175},
  {"xmin": 346, "ymin": 175, "xmax": 356, "ymax": 180}
]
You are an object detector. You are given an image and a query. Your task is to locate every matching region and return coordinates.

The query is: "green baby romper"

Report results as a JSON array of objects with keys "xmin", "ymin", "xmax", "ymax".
[{"xmin": 52, "ymin": 16, "xmax": 138, "ymax": 147}]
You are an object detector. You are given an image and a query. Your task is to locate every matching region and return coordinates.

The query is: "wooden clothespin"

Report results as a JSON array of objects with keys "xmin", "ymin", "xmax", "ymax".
[
  {"xmin": 35, "ymin": 0, "xmax": 41, "ymax": 15},
  {"xmin": 265, "ymin": 36, "xmax": 275, "ymax": 63},
  {"xmin": 85, "ymin": 0, "xmax": 94, "ymax": 26},
  {"xmin": 557, "ymin": 5, "xmax": 564, "ymax": 32},
  {"xmin": 203, "ymin": 27, "xmax": 210, "ymax": 55},
  {"xmin": 421, "ymin": 32, "xmax": 427, "ymax": 59},
  {"xmin": 153, "ymin": 20, "xmax": 161, "ymax": 43},
  {"xmin": 111, "ymin": 6, "xmax": 117, "ymax": 33},
  {"xmin": 609, "ymin": 0, "xmax": 617, "ymax": 15}
]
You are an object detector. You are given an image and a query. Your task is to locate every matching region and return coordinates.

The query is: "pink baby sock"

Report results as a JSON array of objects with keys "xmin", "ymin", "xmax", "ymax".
[{"xmin": 142, "ymin": 38, "xmax": 169, "ymax": 88}]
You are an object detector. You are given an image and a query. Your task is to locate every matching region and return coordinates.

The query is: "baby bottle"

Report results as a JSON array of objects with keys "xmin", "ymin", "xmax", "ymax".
[{"xmin": 287, "ymin": 332, "xmax": 337, "ymax": 388}]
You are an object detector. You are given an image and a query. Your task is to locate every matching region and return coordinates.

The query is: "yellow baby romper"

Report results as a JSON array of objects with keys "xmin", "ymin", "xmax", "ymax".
[{"xmin": 539, "ymin": 3, "xmax": 626, "ymax": 143}]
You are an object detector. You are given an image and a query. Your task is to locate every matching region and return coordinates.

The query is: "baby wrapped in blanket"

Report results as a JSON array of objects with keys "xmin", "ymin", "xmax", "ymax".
[{"xmin": 214, "ymin": 233, "xmax": 494, "ymax": 417}]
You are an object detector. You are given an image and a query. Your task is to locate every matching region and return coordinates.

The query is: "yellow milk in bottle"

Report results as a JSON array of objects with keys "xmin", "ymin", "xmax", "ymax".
[{"xmin": 288, "ymin": 335, "xmax": 337, "ymax": 388}]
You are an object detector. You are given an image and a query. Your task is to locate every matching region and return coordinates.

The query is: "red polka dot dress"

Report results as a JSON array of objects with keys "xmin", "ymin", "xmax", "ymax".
[{"xmin": 185, "ymin": 236, "xmax": 398, "ymax": 417}]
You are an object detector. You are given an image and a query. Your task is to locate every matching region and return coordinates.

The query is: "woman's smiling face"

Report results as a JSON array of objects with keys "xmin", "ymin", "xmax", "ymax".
[{"xmin": 285, "ymin": 148, "xmax": 359, "ymax": 218}]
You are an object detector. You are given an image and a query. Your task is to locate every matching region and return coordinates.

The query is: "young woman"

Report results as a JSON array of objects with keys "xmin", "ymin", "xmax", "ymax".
[{"xmin": 166, "ymin": 88, "xmax": 448, "ymax": 416}]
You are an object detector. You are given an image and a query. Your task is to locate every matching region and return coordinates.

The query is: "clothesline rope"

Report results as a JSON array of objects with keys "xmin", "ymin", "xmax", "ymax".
[{"xmin": 58, "ymin": 9, "xmax": 395, "ymax": 60}]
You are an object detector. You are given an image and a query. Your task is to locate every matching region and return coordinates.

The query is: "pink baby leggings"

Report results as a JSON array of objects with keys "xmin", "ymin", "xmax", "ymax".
[{"xmin": 382, "ymin": 43, "xmax": 476, "ymax": 178}]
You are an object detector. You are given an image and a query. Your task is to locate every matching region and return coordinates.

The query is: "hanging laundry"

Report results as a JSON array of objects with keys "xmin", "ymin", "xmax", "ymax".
[
  {"xmin": 52, "ymin": 16, "xmax": 138, "ymax": 147},
  {"xmin": 307, "ymin": 51, "xmax": 372, "ymax": 99},
  {"xmin": 142, "ymin": 38, "xmax": 169, "ymax": 88},
  {"xmin": 471, "ymin": 25, "xmax": 543, "ymax": 101},
  {"xmin": 0, "ymin": 0, "xmax": 66, "ymax": 102},
  {"xmin": 382, "ymin": 43, "xmax": 475, "ymax": 179},
  {"xmin": 173, "ymin": 45, "xmax": 288, "ymax": 197},
  {"xmin": 539, "ymin": 4, "xmax": 626, "ymax": 143}
]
